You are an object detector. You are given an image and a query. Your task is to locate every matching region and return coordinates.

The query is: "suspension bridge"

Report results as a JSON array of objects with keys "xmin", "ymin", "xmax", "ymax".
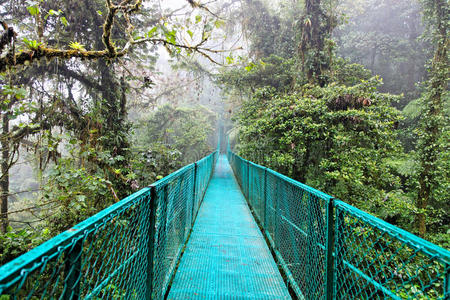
[{"xmin": 0, "ymin": 144, "xmax": 449, "ymax": 299}]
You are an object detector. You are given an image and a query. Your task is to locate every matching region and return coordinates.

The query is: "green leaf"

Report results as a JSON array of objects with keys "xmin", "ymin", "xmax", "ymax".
[
  {"xmin": 187, "ymin": 29, "xmax": 194, "ymax": 39},
  {"xmin": 45, "ymin": 9, "xmax": 61, "ymax": 20},
  {"xmin": 195, "ymin": 15, "xmax": 202, "ymax": 24},
  {"xmin": 214, "ymin": 20, "xmax": 224, "ymax": 28},
  {"xmin": 147, "ymin": 26, "xmax": 158, "ymax": 38},
  {"xmin": 48, "ymin": 9, "xmax": 60, "ymax": 16},
  {"xmin": 225, "ymin": 55, "xmax": 234, "ymax": 64},
  {"xmin": 27, "ymin": 6, "xmax": 39, "ymax": 16},
  {"xmin": 23, "ymin": 38, "xmax": 42, "ymax": 50},
  {"xmin": 165, "ymin": 30, "xmax": 176, "ymax": 44},
  {"xmin": 245, "ymin": 63, "xmax": 256, "ymax": 72},
  {"xmin": 69, "ymin": 41, "xmax": 86, "ymax": 51},
  {"xmin": 60, "ymin": 16, "xmax": 69, "ymax": 27}
]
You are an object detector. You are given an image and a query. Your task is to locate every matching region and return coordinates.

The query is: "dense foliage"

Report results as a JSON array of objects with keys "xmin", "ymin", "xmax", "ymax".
[{"xmin": 237, "ymin": 80, "xmax": 402, "ymax": 210}]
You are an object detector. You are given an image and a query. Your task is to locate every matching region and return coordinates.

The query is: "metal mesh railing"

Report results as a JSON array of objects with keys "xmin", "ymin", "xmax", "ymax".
[
  {"xmin": 334, "ymin": 201, "xmax": 450, "ymax": 300},
  {"xmin": 0, "ymin": 151, "xmax": 218, "ymax": 300},
  {"xmin": 227, "ymin": 147, "xmax": 450, "ymax": 300},
  {"xmin": 194, "ymin": 154, "xmax": 216, "ymax": 220}
]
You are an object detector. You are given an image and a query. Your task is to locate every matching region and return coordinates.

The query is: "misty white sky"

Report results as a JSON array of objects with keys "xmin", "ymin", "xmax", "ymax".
[{"xmin": 160, "ymin": 0, "xmax": 190, "ymax": 10}]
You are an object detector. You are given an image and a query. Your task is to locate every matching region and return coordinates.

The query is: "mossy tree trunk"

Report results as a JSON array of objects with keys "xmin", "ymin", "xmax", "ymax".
[
  {"xmin": 0, "ymin": 109, "xmax": 9, "ymax": 233},
  {"xmin": 416, "ymin": 0, "xmax": 448, "ymax": 237},
  {"xmin": 299, "ymin": 0, "xmax": 336, "ymax": 86}
]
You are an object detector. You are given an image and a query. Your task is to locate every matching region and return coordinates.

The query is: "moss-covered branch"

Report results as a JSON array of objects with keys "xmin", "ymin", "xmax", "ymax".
[{"xmin": 0, "ymin": 46, "xmax": 125, "ymax": 73}]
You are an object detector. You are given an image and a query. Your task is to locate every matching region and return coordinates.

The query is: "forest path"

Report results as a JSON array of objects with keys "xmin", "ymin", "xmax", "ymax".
[{"xmin": 167, "ymin": 155, "xmax": 291, "ymax": 299}]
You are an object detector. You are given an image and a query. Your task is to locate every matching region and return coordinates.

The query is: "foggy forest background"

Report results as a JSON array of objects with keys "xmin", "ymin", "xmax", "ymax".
[{"xmin": 0, "ymin": 0, "xmax": 448, "ymax": 264}]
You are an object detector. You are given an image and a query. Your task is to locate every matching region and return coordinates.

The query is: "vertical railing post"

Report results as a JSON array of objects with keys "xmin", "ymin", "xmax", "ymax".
[
  {"xmin": 191, "ymin": 163, "xmax": 198, "ymax": 227},
  {"xmin": 444, "ymin": 264, "xmax": 449, "ymax": 300},
  {"xmin": 263, "ymin": 167, "xmax": 268, "ymax": 228},
  {"xmin": 146, "ymin": 186, "xmax": 158, "ymax": 300},
  {"xmin": 325, "ymin": 198, "xmax": 335, "ymax": 300},
  {"xmin": 246, "ymin": 160, "xmax": 250, "ymax": 199},
  {"xmin": 305, "ymin": 192, "xmax": 314, "ymax": 297},
  {"xmin": 274, "ymin": 179, "xmax": 279, "ymax": 250},
  {"xmin": 63, "ymin": 239, "xmax": 82, "ymax": 300},
  {"xmin": 333, "ymin": 203, "xmax": 345, "ymax": 299}
]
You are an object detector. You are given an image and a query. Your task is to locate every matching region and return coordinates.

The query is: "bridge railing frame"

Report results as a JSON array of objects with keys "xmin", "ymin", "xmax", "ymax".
[{"xmin": 227, "ymin": 145, "xmax": 450, "ymax": 300}]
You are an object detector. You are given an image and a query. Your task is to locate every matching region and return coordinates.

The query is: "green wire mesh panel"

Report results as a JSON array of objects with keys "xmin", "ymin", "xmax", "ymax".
[
  {"xmin": 229, "ymin": 154, "xmax": 247, "ymax": 198},
  {"xmin": 0, "ymin": 188, "xmax": 152, "ymax": 299},
  {"xmin": 150, "ymin": 164, "xmax": 195, "ymax": 299},
  {"xmin": 334, "ymin": 200, "xmax": 450, "ymax": 300},
  {"xmin": 0, "ymin": 151, "xmax": 218, "ymax": 300},
  {"xmin": 264, "ymin": 168, "xmax": 332, "ymax": 299},
  {"xmin": 227, "ymin": 145, "xmax": 450, "ymax": 300},
  {"xmin": 248, "ymin": 162, "xmax": 266, "ymax": 225},
  {"xmin": 193, "ymin": 153, "xmax": 217, "ymax": 219}
]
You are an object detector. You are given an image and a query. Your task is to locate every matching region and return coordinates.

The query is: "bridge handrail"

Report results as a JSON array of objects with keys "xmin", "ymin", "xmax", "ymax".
[
  {"xmin": 0, "ymin": 150, "xmax": 218, "ymax": 299},
  {"xmin": 227, "ymin": 147, "xmax": 450, "ymax": 300}
]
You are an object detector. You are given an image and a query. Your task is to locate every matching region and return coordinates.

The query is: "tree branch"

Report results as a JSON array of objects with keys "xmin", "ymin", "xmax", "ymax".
[
  {"xmin": 103, "ymin": 0, "xmax": 118, "ymax": 55},
  {"xmin": 0, "ymin": 46, "xmax": 124, "ymax": 73}
]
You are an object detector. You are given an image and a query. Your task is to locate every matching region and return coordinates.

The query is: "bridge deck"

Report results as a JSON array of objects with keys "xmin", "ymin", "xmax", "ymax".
[{"xmin": 167, "ymin": 155, "xmax": 291, "ymax": 299}]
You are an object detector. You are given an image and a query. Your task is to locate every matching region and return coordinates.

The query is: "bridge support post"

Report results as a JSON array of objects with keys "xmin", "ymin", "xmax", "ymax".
[
  {"xmin": 191, "ymin": 163, "xmax": 198, "ymax": 227},
  {"xmin": 445, "ymin": 266, "xmax": 450, "ymax": 300},
  {"xmin": 325, "ymin": 198, "xmax": 335, "ymax": 300},
  {"xmin": 274, "ymin": 180, "xmax": 279, "ymax": 250},
  {"xmin": 246, "ymin": 160, "xmax": 250, "ymax": 200},
  {"xmin": 146, "ymin": 186, "xmax": 158, "ymax": 300},
  {"xmin": 263, "ymin": 167, "xmax": 267, "ymax": 228},
  {"xmin": 63, "ymin": 238, "xmax": 82, "ymax": 300}
]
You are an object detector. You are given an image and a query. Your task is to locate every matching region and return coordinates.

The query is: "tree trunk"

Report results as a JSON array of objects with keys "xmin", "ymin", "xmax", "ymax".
[
  {"xmin": 1, "ymin": 110, "xmax": 10, "ymax": 233},
  {"xmin": 299, "ymin": 0, "xmax": 336, "ymax": 86},
  {"xmin": 416, "ymin": 0, "xmax": 448, "ymax": 237}
]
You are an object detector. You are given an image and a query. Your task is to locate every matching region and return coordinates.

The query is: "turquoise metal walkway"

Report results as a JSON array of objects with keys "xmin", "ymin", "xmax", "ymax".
[{"xmin": 168, "ymin": 155, "xmax": 291, "ymax": 299}]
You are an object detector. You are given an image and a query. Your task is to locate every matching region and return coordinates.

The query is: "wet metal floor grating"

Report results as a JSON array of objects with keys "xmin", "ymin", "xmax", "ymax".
[{"xmin": 167, "ymin": 155, "xmax": 291, "ymax": 299}]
